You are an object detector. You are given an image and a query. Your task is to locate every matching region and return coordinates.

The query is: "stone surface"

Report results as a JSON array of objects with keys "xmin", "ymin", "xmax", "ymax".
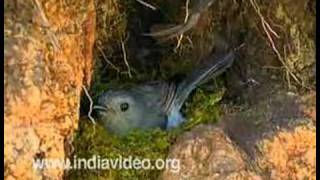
[
  {"xmin": 4, "ymin": 0, "xmax": 95, "ymax": 179},
  {"xmin": 257, "ymin": 123, "xmax": 316, "ymax": 179},
  {"xmin": 161, "ymin": 125, "xmax": 261, "ymax": 180}
]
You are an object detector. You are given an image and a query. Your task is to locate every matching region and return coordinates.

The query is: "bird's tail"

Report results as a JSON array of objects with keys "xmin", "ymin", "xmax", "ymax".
[{"xmin": 173, "ymin": 50, "xmax": 235, "ymax": 110}]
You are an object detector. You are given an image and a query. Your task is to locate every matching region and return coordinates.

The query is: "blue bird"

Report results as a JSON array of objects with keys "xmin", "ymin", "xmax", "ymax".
[{"xmin": 94, "ymin": 51, "xmax": 235, "ymax": 136}]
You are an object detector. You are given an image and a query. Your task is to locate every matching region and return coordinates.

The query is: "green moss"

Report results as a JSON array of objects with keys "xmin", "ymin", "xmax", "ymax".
[
  {"xmin": 183, "ymin": 88, "xmax": 225, "ymax": 130},
  {"xmin": 69, "ymin": 87, "xmax": 223, "ymax": 179},
  {"xmin": 67, "ymin": 121, "xmax": 171, "ymax": 179}
]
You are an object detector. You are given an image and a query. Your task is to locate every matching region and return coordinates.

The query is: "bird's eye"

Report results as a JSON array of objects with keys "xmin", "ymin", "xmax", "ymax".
[{"xmin": 120, "ymin": 103, "xmax": 129, "ymax": 112}]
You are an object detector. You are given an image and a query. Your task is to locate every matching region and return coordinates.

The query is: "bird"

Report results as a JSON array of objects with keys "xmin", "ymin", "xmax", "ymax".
[
  {"xmin": 143, "ymin": 0, "xmax": 217, "ymax": 39},
  {"xmin": 94, "ymin": 50, "xmax": 235, "ymax": 136}
]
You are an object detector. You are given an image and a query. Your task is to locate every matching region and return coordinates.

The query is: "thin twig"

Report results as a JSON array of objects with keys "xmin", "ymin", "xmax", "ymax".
[
  {"xmin": 175, "ymin": 0, "xmax": 190, "ymax": 51},
  {"xmin": 264, "ymin": 20, "xmax": 280, "ymax": 38},
  {"xmin": 175, "ymin": 35, "xmax": 184, "ymax": 51},
  {"xmin": 250, "ymin": 0, "xmax": 279, "ymax": 38},
  {"xmin": 183, "ymin": 0, "xmax": 190, "ymax": 23},
  {"xmin": 33, "ymin": 0, "xmax": 61, "ymax": 51},
  {"xmin": 121, "ymin": 41, "xmax": 132, "ymax": 78},
  {"xmin": 82, "ymin": 85, "xmax": 96, "ymax": 125},
  {"xmin": 96, "ymin": 45, "xmax": 120, "ymax": 73},
  {"xmin": 135, "ymin": 0, "xmax": 157, "ymax": 11},
  {"xmin": 283, "ymin": 45, "xmax": 291, "ymax": 88},
  {"xmin": 249, "ymin": 0, "xmax": 302, "ymax": 87},
  {"xmin": 234, "ymin": 43, "xmax": 246, "ymax": 52},
  {"xmin": 185, "ymin": 36, "xmax": 194, "ymax": 48}
]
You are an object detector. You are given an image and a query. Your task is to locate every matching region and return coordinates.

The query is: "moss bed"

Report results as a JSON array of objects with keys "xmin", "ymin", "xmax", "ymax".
[{"xmin": 67, "ymin": 0, "xmax": 315, "ymax": 179}]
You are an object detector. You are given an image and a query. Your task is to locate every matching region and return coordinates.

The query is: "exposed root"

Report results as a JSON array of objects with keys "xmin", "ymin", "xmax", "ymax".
[
  {"xmin": 175, "ymin": 0, "xmax": 190, "ymax": 51},
  {"xmin": 249, "ymin": 0, "xmax": 307, "ymax": 89},
  {"xmin": 121, "ymin": 41, "xmax": 132, "ymax": 78},
  {"xmin": 135, "ymin": 0, "xmax": 157, "ymax": 11},
  {"xmin": 96, "ymin": 44, "xmax": 120, "ymax": 73},
  {"xmin": 82, "ymin": 85, "xmax": 96, "ymax": 125}
]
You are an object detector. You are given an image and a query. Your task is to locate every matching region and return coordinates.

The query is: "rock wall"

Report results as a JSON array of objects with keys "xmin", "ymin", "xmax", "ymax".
[{"xmin": 4, "ymin": 0, "xmax": 95, "ymax": 179}]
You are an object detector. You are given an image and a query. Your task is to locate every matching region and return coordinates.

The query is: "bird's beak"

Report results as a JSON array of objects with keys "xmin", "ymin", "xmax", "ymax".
[
  {"xmin": 93, "ymin": 105, "xmax": 109, "ymax": 112},
  {"xmin": 93, "ymin": 105, "xmax": 116, "ymax": 114}
]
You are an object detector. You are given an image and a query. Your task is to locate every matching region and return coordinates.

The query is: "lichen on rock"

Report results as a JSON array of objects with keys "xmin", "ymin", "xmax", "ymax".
[{"xmin": 4, "ymin": 0, "xmax": 96, "ymax": 179}]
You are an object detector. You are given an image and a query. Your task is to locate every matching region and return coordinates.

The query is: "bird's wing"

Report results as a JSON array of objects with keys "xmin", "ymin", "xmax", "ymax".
[
  {"xmin": 134, "ymin": 81, "xmax": 182, "ymax": 129},
  {"xmin": 131, "ymin": 81, "xmax": 176, "ymax": 114}
]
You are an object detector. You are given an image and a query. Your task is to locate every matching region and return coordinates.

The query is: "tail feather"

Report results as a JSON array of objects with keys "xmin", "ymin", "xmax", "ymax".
[
  {"xmin": 173, "ymin": 51, "xmax": 235, "ymax": 110},
  {"xmin": 142, "ymin": 13, "xmax": 200, "ymax": 40}
]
